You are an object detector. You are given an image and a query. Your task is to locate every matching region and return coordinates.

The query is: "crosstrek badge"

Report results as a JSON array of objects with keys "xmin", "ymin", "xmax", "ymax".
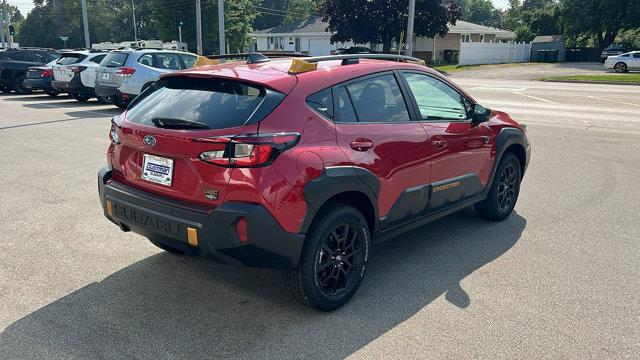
[{"xmin": 203, "ymin": 188, "xmax": 219, "ymax": 200}]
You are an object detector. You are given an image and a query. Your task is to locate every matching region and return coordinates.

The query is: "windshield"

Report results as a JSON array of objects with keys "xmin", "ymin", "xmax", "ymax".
[
  {"xmin": 100, "ymin": 52, "xmax": 129, "ymax": 67},
  {"xmin": 125, "ymin": 77, "xmax": 269, "ymax": 130}
]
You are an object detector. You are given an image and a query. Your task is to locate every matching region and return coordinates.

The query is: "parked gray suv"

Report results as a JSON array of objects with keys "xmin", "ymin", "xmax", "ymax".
[{"xmin": 94, "ymin": 49, "xmax": 197, "ymax": 108}]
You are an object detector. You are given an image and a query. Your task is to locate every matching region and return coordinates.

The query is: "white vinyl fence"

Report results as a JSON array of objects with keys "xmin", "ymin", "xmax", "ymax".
[{"xmin": 458, "ymin": 42, "xmax": 531, "ymax": 66}]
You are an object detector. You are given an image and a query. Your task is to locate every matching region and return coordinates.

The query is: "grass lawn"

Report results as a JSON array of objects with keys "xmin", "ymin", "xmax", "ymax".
[
  {"xmin": 536, "ymin": 74, "xmax": 640, "ymax": 84},
  {"xmin": 430, "ymin": 62, "xmax": 533, "ymax": 74}
]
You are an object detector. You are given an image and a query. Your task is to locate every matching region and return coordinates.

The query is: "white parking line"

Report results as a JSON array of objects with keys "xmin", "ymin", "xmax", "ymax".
[
  {"xmin": 512, "ymin": 92, "xmax": 558, "ymax": 104},
  {"xmin": 587, "ymin": 95, "xmax": 640, "ymax": 108},
  {"xmin": 29, "ymin": 102, "xmax": 119, "ymax": 117}
]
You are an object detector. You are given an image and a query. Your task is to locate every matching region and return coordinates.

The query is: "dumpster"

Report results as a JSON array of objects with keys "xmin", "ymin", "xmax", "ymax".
[
  {"xmin": 548, "ymin": 50, "xmax": 559, "ymax": 62},
  {"xmin": 537, "ymin": 50, "xmax": 548, "ymax": 62}
]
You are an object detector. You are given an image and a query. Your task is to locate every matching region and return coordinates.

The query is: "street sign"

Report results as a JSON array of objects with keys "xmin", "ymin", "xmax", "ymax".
[{"xmin": 60, "ymin": 36, "xmax": 69, "ymax": 41}]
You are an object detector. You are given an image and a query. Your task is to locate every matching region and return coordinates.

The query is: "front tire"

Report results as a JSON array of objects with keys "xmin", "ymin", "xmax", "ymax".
[
  {"xmin": 96, "ymin": 95, "xmax": 113, "ymax": 104},
  {"xmin": 45, "ymin": 89, "xmax": 60, "ymax": 97},
  {"xmin": 475, "ymin": 152, "xmax": 522, "ymax": 221},
  {"xmin": 287, "ymin": 203, "xmax": 370, "ymax": 311}
]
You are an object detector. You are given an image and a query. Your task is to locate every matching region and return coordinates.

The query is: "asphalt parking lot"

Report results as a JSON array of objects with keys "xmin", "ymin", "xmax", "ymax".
[{"xmin": 1, "ymin": 77, "xmax": 639, "ymax": 359}]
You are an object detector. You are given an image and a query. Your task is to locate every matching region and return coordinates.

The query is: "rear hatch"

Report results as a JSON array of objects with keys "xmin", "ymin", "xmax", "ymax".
[
  {"xmin": 110, "ymin": 75, "xmax": 287, "ymax": 207},
  {"xmin": 96, "ymin": 51, "xmax": 130, "ymax": 87},
  {"xmin": 52, "ymin": 53, "xmax": 86, "ymax": 82}
]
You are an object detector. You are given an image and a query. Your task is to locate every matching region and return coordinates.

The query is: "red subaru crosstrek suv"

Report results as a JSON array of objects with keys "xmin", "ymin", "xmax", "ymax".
[{"xmin": 98, "ymin": 54, "xmax": 530, "ymax": 311}]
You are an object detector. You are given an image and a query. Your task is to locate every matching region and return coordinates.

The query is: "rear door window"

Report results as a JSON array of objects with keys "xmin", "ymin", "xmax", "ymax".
[
  {"xmin": 56, "ymin": 53, "xmax": 87, "ymax": 65},
  {"xmin": 101, "ymin": 52, "xmax": 129, "ymax": 67},
  {"xmin": 155, "ymin": 53, "xmax": 181, "ymax": 70},
  {"xmin": 7, "ymin": 51, "xmax": 32, "ymax": 61},
  {"xmin": 345, "ymin": 74, "xmax": 410, "ymax": 123},
  {"xmin": 137, "ymin": 54, "xmax": 154, "ymax": 67},
  {"xmin": 126, "ymin": 77, "xmax": 277, "ymax": 130},
  {"xmin": 33, "ymin": 52, "xmax": 52, "ymax": 63}
]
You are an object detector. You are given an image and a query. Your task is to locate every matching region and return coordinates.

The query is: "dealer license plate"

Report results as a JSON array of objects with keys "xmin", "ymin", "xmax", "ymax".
[{"xmin": 142, "ymin": 154, "xmax": 174, "ymax": 186}]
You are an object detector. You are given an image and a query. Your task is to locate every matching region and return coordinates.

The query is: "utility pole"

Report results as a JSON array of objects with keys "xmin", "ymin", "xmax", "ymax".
[
  {"xmin": 131, "ymin": 0, "xmax": 138, "ymax": 42},
  {"xmin": 195, "ymin": 0, "xmax": 203, "ymax": 55},
  {"xmin": 1, "ymin": 0, "xmax": 7, "ymax": 48},
  {"xmin": 218, "ymin": 0, "xmax": 225, "ymax": 57},
  {"xmin": 80, "ymin": 0, "xmax": 90, "ymax": 48},
  {"xmin": 405, "ymin": 0, "xmax": 415, "ymax": 56}
]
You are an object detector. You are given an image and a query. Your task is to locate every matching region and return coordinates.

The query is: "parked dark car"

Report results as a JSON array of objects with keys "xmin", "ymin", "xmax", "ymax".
[
  {"xmin": 601, "ymin": 43, "xmax": 633, "ymax": 62},
  {"xmin": 335, "ymin": 46, "xmax": 372, "ymax": 55},
  {"xmin": 22, "ymin": 61, "xmax": 62, "ymax": 96},
  {"xmin": 0, "ymin": 48, "xmax": 60, "ymax": 94}
]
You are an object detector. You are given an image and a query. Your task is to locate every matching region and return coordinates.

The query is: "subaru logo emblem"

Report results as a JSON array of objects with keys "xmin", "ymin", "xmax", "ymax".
[{"xmin": 142, "ymin": 135, "xmax": 156, "ymax": 147}]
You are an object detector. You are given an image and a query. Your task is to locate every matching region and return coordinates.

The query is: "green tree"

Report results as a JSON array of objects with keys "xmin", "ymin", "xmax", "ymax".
[
  {"xmin": 284, "ymin": 0, "xmax": 322, "ymax": 23},
  {"xmin": 465, "ymin": 0, "xmax": 502, "ymax": 27},
  {"xmin": 321, "ymin": 0, "xmax": 462, "ymax": 53},
  {"xmin": 561, "ymin": 0, "xmax": 640, "ymax": 49}
]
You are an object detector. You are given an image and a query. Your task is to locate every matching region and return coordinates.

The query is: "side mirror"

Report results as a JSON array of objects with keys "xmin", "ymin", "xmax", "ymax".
[{"xmin": 472, "ymin": 104, "xmax": 491, "ymax": 125}]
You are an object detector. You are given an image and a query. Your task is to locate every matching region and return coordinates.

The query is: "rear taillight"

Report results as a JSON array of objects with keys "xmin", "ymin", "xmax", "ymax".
[
  {"xmin": 116, "ymin": 67, "xmax": 136, "ymax": 77},
  {"xmin": 109, "ymin": 116, "xmax": 121, "ymax": 144},
  {"xmin": 41, "ymin": 69, "xmax": 53, "ymax": 77},
  {"xmin": 70, "ymin": 65, "xmax": 87, "ymax": 74},
  {"xmin": 235, "ymin": 217, "xmax": 248, "ymax": 243},
  {"xmin": 195, "ymin": 132, "xmax": 300, "ymax": 168}
]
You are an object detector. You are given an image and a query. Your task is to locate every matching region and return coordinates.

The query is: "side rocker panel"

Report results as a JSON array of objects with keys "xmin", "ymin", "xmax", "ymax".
[{"xmin": 300, "ymin": 166, "xmax": 380, "ymax": 233}]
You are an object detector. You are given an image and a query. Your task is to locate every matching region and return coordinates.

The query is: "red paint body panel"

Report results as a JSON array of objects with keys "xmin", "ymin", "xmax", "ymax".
[{"xmin": 108, "ymin": 58, "xmax": 529, "ymax": 236}]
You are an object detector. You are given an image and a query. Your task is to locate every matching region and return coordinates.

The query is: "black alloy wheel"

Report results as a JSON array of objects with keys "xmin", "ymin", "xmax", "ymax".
[
  {"xmin": 497, "ymin": 163, "xmax": 518, "ymax": 213},
  {"xmin": 287, "ymin": 203, "xmax": 370, "ymax": 311},
  {"xmin": 315, "ymin": 223, "xmax": 366, "ymax": 297}
]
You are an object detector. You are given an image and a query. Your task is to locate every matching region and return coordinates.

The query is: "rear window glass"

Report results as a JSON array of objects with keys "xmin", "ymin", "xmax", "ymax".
[
  {"xmin": 126, "ymin": 77, "xmax": 270, "ymax": 130},
  {"xmin": 57, "ymin": 53, "xmax": 87, "ymax": 65},
  {"xmin": 101, "ymin": 52, "xmax": 128, "ymax": 67}
]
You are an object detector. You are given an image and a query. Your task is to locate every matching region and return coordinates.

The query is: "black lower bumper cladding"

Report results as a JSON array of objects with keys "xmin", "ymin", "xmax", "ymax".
[{"xmin": 98, "ymin": 167, "xmax": 305, "ymax": 269}]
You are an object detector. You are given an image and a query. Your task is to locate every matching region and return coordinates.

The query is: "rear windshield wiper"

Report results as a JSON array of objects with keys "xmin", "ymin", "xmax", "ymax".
[{"xmin": 151, "ymin": 118, "xmax": 210, "ymax": 130}]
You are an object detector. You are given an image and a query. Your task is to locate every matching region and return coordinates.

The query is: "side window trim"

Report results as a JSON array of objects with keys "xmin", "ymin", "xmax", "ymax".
[
  {"xmin": 398, "ymin": 70, "xmax": 473, "ymax": 123},
  {"xmin": 332, "ymin": 71, "xmax": 413, "ymax": 124}
]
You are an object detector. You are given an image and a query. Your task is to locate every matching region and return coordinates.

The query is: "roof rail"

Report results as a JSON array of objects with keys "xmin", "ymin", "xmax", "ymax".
[
  {"xmin": 206, "ymin": 51, "xmax": 308, "ymax": 62},
  {"xmin": 301, "ymin": 54, "xmax": 426, "ymax": 65}
]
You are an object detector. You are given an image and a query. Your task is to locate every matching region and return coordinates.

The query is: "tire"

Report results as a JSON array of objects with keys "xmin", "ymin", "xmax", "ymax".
[
  {"xmin": 113, "ymin": 96, "xmax": 128, "ymax": 109},
  {"xmin": 614, "ymin": 62, "xmax": 628, "ymax": 73},
  {"xmin": 70, "ymin": 92, "xmax": 91, "ymax": 102},
  {"xmin": 45, "ymin": 89, "xmax": 60, "ymax": 97},
  {"xmin": 475, "ymin": 152, "xmax": 522, "ymax": 221},
  {"xmin": 1, "ymin": 86, "xmax": 11, "ymax": 94},
  {"xmin": 287, "ymin": 202, "xmax": 370, "ymax": 311},
  {"xmin": 96, "ymin": 96, "xmax": 113, "ymax": 104},
  {"xmin": 13, "ymin": 74, "xmax": 32, "ymax": 95}
]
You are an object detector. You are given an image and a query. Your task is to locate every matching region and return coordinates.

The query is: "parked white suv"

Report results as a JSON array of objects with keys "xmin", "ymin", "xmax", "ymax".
[
  {"xmin": 51, "ymin": 50, "xmax": 111, "ymax": 102},
  {"xmin": 604, "ymin": 51, "xmax": 640, "ymax": 73},
  {"xmin": 95, "ymin": 49, "xmax": 197, "ymax": 108}
]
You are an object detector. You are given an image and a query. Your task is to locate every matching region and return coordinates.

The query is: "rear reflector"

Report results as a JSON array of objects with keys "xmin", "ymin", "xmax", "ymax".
[
  {"xmin": 187, "ymin": 227, "xmax": 198, "ymax": 246},
  {"xmin": 116, "ymin": 67, "xmax": 136, "ymax": 77},
  {"xmin": 106, "ymin": 200, "xmax": 113, "ymax": 216},
  {"xmin": 235, "ymin": 217, "xmax": 248, "ymax": 244}
]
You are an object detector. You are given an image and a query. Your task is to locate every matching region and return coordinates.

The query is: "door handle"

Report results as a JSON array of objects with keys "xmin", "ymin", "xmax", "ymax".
[
  {"xmin": 432, "ymin": 140, "xmax": 447, "ymax": 149},
  {"xmin": 350, "ymin": 138, "xmax": 374, "ymax": 151}
]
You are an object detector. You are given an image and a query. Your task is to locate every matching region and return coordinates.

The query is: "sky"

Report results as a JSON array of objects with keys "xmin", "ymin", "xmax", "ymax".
[{"xmin": 7, "ymin": 0, "xmax": 511, "ymax": 16}]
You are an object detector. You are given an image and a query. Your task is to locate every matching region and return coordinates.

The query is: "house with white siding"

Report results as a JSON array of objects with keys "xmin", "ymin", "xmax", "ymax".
[{"xmin": 251, "ymin": 17, "xmax": 515, "ymax": 62}]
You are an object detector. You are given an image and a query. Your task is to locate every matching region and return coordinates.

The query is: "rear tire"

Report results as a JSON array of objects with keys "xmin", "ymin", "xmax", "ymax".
[
  {"xmin": 475, "ymin": 152, "xmax": 521, "ymax": 221},
  {"xmin": 45, "ymin": 89, "xmax": 60, "ymax": 97},
  {"xmin": 13, "ymin": 74, "xmax": 32, "ymax": 95},
  {"xmin": 70, "ymin": 92, "xmax": 91, "ymax": 102},
  {"xmin": 614, "ymin": 62, "xmax": 628, "ymax": 73},
  {"xmin": 1, "ymin": 86, "xmax": 11, "ymax": 94},
  {"xmin": 287, "ymin": 203, "xmax": 370, "ymax": 311},
  {"xmin": 113, "ymin": 96, "xmax": 128, "ymax": 109},
  {"xmin": 96, "ymin": 95, "xmax": 113, "ymax": 104}
]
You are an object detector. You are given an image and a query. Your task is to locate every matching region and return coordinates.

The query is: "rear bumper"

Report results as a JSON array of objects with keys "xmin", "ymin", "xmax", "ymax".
[
  {"xmin": 23, "ymin": 77, "xmax": 54, "ymax": 91},
  {"xmin": 94, "ymin": 83, "xmax": 120, "ymax": 98},
  {"xmin": 98, "ymin": 167, "xmax": 305, "ymax": 269},
  {"xmin": 51, "ymin": 80, "xmax": 70, "ymax": 91},
  {"xmin": 68, "ymin": 75, "xmax": 95, "ymax": 95}
]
